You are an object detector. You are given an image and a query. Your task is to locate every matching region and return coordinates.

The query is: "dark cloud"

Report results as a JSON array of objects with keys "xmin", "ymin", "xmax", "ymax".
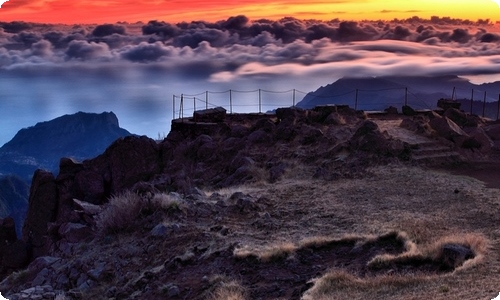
[
  {"xmin": 335, "ymin": 22, "xmax": 377, "ymax": 42},
  {"xmin": 11, "ymin": 31, "xmax": 42, "ymax": 47},
  {"xmin": 219, "ymin": 15, "xmax": 250, "ymax": 31},
  {"xmin": 0, "ymin": 21, "xmax": 33, "ymax": 34},
  {"xmin": 305, "ymin": 23, "xmax": 336, "ymax": 43},
  {"xmin": 31, "ymin": 40, "xmax": 52, "ymax": 57},
  {"xmin": 142, "ymin": 20, "xmax": 180, "ymax": 38},
  {"xmin": 65, "ymin": 40, "xmax": 111, "ymax": 60},
  {"xmin": 120, "ymin": 41, "xmax": 171, "ymax": 62},
  {"xmin": 480, "ymin": 33, "xmax": 500, "ymax": 43},
  {"xmin": 173, "ymin": 28, "xmax": 233, "ymax": 48},
  {"xmin": 450, "ymin": 28, "xmax": 471, "ymax": 43},
  {"xmin": 91, "ymin": 24, "xmax": 126, "ymax": 37}
]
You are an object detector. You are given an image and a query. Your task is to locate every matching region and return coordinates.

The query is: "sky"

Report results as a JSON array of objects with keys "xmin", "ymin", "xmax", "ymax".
[
  {"xmin": 1, "ymin": 1, "xmax": 500, "ymax": 146},
  {"xmin": 1, "ymin": 0, "xmax": 500, "ymax": 24}
]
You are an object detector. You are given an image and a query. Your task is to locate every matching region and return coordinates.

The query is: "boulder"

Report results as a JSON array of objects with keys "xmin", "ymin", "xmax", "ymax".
[
  {"xmin": 444, "ymin": 108, "xmax": 468, "ymax": 127},
  {"xmin": 461, "ymin": 127, "xmax": 493, "ymax": 153},
  {"xmin": 402, "ymin": 105, "xmax": 417, "ymax": 116},
  {"xmin": 350, "ymin": 120, "xmax": 405, "ymax": 157},
  {"xmin": 22, "ymin": 170, "xmax": 58, "ymax": 259},
  {"xmin": 193, "ymin": 107, "xmax": 226, "ymax": 123},
  {"xmin": 429, "ymin": 116, "xmax": 468, "ymax": 142},
  {"xmin": 2, "ymin": 240, "xmax": 28, "ymax": 269},
  {"xmin": 384, "ymin": 106, "xmax": 398, "ymax": 114},
  {"xmin": 105, "ymin": 136, "xmax": 161, "ymax": 194},
  {"xmin": 58, "ymin": 223, "xmax": 93, "ymax": 243},
  {"xmin": 437, "ymin": 99, "xmax": 461, "ymax": 110},
  {"xmin": 439, "ymin": 244, "xmax": 474, "ymax": 269}
]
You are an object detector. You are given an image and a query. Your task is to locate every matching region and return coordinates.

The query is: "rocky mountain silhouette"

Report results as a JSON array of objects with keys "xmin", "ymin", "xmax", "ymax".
[
  {"xmin": 297, "ymin": 75, "xmax": 500, "ymax": 114},
  {"xmin": 0, "ymin": 111, "xmax": 133, "ymax": 181}
]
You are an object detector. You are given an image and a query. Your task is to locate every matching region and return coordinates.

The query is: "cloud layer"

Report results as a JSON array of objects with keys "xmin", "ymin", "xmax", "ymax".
[{"xmin": 0, "ymin": 16, "xmax": 499, "ymax": 82}]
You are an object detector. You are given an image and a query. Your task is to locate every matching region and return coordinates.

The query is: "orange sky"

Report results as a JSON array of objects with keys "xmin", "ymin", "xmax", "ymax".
[{"xmin": 0, "ymin": 0, "xmax": 499, "ymax": 24}]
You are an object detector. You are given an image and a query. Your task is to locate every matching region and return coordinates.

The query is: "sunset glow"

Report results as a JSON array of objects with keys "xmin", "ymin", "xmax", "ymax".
[{"xmin": 1, "ymin": 0, "xmax": 499, "ymax": 24}]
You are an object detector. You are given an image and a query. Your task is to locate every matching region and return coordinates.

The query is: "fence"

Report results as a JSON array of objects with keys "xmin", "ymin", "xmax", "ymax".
[{"xmin": 173, "ymin": 86, "xmax": 500, "ymax": 121}]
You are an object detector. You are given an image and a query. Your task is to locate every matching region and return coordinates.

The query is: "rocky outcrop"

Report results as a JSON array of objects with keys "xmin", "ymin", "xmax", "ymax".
[{"xmin": 22, "ymin": 170, "xmax": 58, "ymax": 259}]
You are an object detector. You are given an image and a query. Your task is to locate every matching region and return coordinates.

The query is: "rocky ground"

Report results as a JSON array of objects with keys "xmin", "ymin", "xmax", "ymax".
[{"xmin": 1, "ymin": 104, "xmax": 500, "ymax": 299}]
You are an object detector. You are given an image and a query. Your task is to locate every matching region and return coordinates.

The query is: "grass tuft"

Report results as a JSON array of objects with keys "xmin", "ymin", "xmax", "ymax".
[
  {"xmin": 96, "ymin": 191, "xmax": 184, "ymax": 233},
  {"xmin": 206, "ymin": 275, "xmax": 248, "ymax": 300}
]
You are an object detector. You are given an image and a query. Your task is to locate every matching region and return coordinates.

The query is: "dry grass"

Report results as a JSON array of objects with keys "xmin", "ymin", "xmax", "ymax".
[
  {"xmin": 96, "ymin": 191, "xmax": 183, "ymax": 233},
  {"xmin": 234, "ymin": 242, "xmax": 296, "ymax": 262},
  {"xmin": 206, "ymin": 275, "xmax": 248, "ymax": 300},
  {"xmin": 302, "ymin": 270, "xmax": 430, "ymax": 300}
]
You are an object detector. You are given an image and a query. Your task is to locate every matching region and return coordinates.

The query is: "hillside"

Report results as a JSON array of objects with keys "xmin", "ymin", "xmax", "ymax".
[{"xmin": 0, "ymin": 105, "xmax": 499, "ymax": 299}]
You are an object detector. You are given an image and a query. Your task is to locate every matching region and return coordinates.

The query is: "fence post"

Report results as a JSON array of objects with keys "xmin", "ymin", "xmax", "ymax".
[
  {"xmin": 259, "ymin": 89, "xmax": 262, "ymax": 113},
  {"xmin": 180, "ymin": 94, "xmax": 184, "ymax": 121},
  {"xmin": 405, "ymin": 87, "xmax": 408, "ymax": 106},
  {"xmin": 355, "ymin": 89, "xmax": 358, "ymax": 110},
  {"xmin": 293, "ymin": 89, "xmax": 296, "ymax": 107},
  {"xmin": 172, "ymin": 95, "xmax": 175, "ymax": 120},
  {"xmin": 205, "ymin": 91, "xmax": 208, "ymax": 109},
  {"xmin": 483, "ymin": 91, "xmax": 487, "ymax": 117},
  {"xmin": 193, "ymin": 97, "xmax": 196, "ymax": 113},
  {"xmin": 229, "ymin": 89, "xmax": 232, "ymax": 114},
  {"xmin": 452, "ymin": 87, "xmax": 456, "ymax": 100},
  {"xmin": 470, "ymin": 89, "xmax": 474, "ymax": 115},
  {"xmin": 497, "ymin": 94, "xmax": 500, "ymax": 120}
]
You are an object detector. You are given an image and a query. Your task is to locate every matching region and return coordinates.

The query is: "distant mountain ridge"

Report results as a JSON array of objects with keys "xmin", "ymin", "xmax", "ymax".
[
  {"xmin": 0, "ymin": 111, "xmax": 133, "ymax": 180},
  {"xmin": 297, "ymin": 75, "xmax": 500, "ymax": 113}
]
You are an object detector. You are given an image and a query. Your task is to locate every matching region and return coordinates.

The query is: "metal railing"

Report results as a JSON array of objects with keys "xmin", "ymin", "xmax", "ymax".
[{"xmin": 172, "ymin": 86, "xmax": 500, "ymax": 120}]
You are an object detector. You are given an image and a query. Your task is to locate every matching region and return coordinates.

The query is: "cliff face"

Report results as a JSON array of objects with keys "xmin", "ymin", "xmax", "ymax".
[{"xmin": 0, "ymin": 111, "xmax": 132, "ymax": 181}]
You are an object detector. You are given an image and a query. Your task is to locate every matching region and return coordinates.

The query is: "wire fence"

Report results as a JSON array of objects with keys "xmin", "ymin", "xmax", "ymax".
[{"xmin": 173, "ymin": 86, "xmax": 500, "ymax": 121}]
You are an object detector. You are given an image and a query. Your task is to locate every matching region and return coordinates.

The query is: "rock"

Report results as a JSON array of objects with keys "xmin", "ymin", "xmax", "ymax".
[
  {"xmin": 0, "ymin": 217, "xmax": 17, "ymax": 245},
  {"xmin": 72, "ymin": 199, "xmax": 102, "ymax": 216},
  {"xmin": 484, "ymin": 124, "xmax": 500, "ymax": 141},
  {"xmin": 167, "ymin": 285, "xmax": 180, "ymax": 297},
  {"xmin": 105, "ymin": 136, "xmax": 161, "ymax": 194},
  {"xmin": 437, "ymin": 99, "xmax": 461, "ymax": 110},
  {"xmin": 324, "ymin": 112, "xmax": 347, "ymax": 125},
  {"xmin": 151, "ymin": 224, "xmax": 169, "ymax": 237},
  {"xmin": 444, "ymin": 108, "xmax": 468, "ymax": 127},
  {"xmin": 58, "ymin": 223, "xmax": 93, "ymax": 243},
  {"xmin": 193, "ymin": 107, "xmax": 226, "ymax": 123},
  {"xmin": 384, "ymin": 106, "xmax": 398, "ymax": 114},
  {"xmin": 247, "ymin": 129, "xmax": 271, "ymax": 144},
  {"xmin": 402, "ymin": 105, "xmax": 417, "ymax": 116},
  {"xmin": 2, "ymin": 240, "xmax": 28, "ymax": 269},
  {"xmin": 252, "ymin": 118, "xmax": 275, "ymax": 133},
  {"xmin": 429, "ymin": 116, "xmax": 468, "ymax": 142},
  {"xmin": 74, "ymin": 170, "xmax": 105, "ymax": 204},
  {"xmin": 276, "ymin": 107, "xmax": 306, "ymax": 123},
  {"xmin": 300, "ymin": 125, "xmax": 324, "ymax": 144},
  {"xmin": 439, "ymin": 244, "xmax": 474, "ymax": 269},
  {"xmin": 28, "ymin": 256, "xmax": 61, "ymax": 273},
  {"xmin": 22, "ymin": 170, "xmax": 58, "ymax": 259},
  {"xmin": 350, "ymin": 120, "xmax": 405, "ymax": 157},
  {"xmin": 461, "ymin": 127, "xmax": 493, "ymax": 153}
]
